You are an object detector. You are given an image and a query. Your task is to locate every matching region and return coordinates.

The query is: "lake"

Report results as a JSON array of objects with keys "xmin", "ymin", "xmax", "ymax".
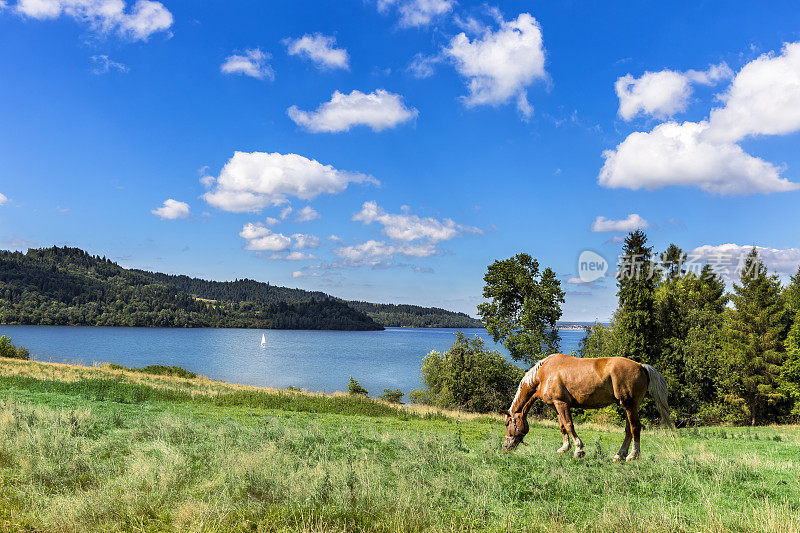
[{"xmin": 0, "ymin": 326, "xmax": 587, "ymax": 395}]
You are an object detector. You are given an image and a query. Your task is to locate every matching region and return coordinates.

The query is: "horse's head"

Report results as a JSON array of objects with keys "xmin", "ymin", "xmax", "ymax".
[{"xmin": 502, "ymin": 410, "xmax": 529, "ymax": 451}]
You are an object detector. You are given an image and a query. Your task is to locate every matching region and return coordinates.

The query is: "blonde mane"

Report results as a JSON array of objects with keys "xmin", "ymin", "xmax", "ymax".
[{"xmin": 509, "ymin": 355, "xmax": 551, "ymax": 413}]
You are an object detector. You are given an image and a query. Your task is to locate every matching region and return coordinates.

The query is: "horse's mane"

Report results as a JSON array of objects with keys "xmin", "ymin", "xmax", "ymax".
[{"xmin": 509, "ymin": 355, "xmax": 552, "ymax": 413}]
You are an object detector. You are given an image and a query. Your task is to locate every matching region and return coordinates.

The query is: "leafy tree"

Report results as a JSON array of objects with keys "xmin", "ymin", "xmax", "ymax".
[
  {"xmin": 412, "ymin": 332, "xmax": 525, "ymax": 413},
  {"xmin": 782, "ymin": 308, "xmax": 800, "ymax": 419},
  {"xmin": 0, "ymin": 335, "xmax": 29, "ymax": 360},
  {"xmin": 348, "ymin": 377, "xmax": 368, "ymax": 396},
  {"xmin": 723, "ymin": 248, "xmax": 787, "ymax": 425},
  {"xmin": 477, "ymin": 253, "xmax": 565, "ymax": 366},
  {"xmin": 615, "ymin": 231, "xmax": 658, "ymax": 363},
  {"xmin": 379, "ymin": 388, "xmax": 404, "ymax": 404}
]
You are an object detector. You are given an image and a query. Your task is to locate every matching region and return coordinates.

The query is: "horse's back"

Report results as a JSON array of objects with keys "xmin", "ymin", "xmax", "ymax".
[{"xmin": 539, "ymin": 354, "xmax": 647, "ymax": 407}]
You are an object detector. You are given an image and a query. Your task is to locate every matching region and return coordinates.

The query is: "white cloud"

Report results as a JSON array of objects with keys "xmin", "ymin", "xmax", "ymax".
[
  {"xmin": 333, "ymin": 239, "xmax": 437, "ymax": 267},
  {"xmin": 239, "ymin": 223, "xmax": 291, "ymax": 252},
  {"xmin": 615, "ymin": 63, "xmax": 732, "ymax": 120},
  {"xmin": 292, "ymin": 233, "xmax": 320, "ymax": 249},
  {"xmin": 376, "ymin": 0, "xmax": 453, "ymax": 28},
  {"xmin": 407, "ymin": 53, "xmax": 441, "ymax": 79},
  {"xmin": 705, "ymin": 42, "xmax": 800, "ymax": 143},
  {"xmin": 601, "ymin": 42, "xmax": 800, "ymax": 195},
  {"xmin": 691, "ymin": 244, "xmax": 800, "ymax": 277},
  {"xmin": 599, "ymin": 120, "xmax": 798, "ymax": 194},
  {"xmin": 352, "ymin": 201, "xmax": 479, "ymax": 242},
  {"xmin": 288, "ymin": 90, "xmax": 418, "ymax": 133},
  {"xmin": 264, "ymin": 217, "xmax": 280, "ymax": 226},
  {"xmin": 0, "ymin": 193, "xmax": 7, "ymax": 206},
  {"xmin": 202, "ymin": 151, "xmax": 377, "ymax": 213},
  {"xmin": 279, "ymin": 206, "xmax": 293, "ymax": 220},
  {"xmin": 294, "ymin": 206, "xmax": 320, "ymax": 223},
  {"xmin": 151, "ymin": 199, "xmax": 190, "ymax": 220},
  {"xmin": 13, "ymin": 0, "xmax": 172, "ymax": 40},
  {"xmin": 590, "ymin": 214, "xmax": 649, "ymax": 232},
  {"xmin": 91, "ymin": 54, "xmax": 128, "ymax": 74},
  {"xmin": 444, "ymin": 12, "xmax": 546, "ymax": 118},
  {"xmin": 284, "ymin": 33, "xmax": 348, "ymax": 70},
  {"xmin": 220, "ymin": 48, "xmax": 274, "ymax": 80}
]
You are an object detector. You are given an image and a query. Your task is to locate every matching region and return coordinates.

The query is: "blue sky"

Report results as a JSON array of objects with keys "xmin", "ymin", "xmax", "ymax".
[{"xmin": 2, "ymin": 0, "xmax": 800, "ymax": 321}]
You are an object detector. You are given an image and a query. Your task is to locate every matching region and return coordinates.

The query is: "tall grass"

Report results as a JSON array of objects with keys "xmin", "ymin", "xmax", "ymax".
[{"xmin": 1, "ymin": 359, "xmax": 799, "ymax": 532}]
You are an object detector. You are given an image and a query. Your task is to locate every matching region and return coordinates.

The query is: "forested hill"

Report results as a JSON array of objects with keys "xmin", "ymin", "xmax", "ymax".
[
  {"xmin": 347, "ymin": 301, "xmax": 482, "ymax": 328},
  {"xmin": 0, "ymin": 247, "xmax": 382, "ymax": 330}
]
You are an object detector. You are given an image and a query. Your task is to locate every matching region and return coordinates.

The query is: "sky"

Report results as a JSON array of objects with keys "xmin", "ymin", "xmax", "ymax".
[{"xmin": 1, "ymin": 0, "xmax": 800, "ymax": 321}]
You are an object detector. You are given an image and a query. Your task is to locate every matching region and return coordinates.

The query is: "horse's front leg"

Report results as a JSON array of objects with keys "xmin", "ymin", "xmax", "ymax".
[
  {"xmin": 555, "ymin": 408, "xmax": 571, "ymax": 454},
  {"xmin": 613, "ymin": 417, "xmax": 632, "ymax": 462},
  {"xmin": 554, "ymin": 401, "xmax": 584, "ymax": 458}
]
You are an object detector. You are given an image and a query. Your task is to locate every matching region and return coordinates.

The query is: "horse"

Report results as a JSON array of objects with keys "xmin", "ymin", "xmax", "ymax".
[{"xmin": 502, "ymin": 353, "xmax": 673, "ymax": 461}]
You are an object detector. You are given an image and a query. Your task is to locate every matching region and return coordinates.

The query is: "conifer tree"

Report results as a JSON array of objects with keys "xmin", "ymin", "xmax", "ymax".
[
  {"xmin": 725, "ymin": 248, "xmax": 786, "ymax": 425},
  {"xmin": 616, "ymin": 230, "xmax": 658, "ymax": 363}
]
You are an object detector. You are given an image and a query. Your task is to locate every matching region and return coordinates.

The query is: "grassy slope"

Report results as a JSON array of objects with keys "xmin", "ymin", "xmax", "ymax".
[{"xmin": 1, "ymin": 359, "xmax": 799, "ymax": 532}]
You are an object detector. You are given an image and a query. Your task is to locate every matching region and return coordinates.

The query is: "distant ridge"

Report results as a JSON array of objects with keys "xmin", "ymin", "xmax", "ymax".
[{"xmin": 0, "ymin": 246, "xmax": 482, "ymax": 330}]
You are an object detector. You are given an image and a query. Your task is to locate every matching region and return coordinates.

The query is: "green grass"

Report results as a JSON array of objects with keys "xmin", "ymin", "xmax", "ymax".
[{"xmin": 1, "ymin": 360, "xmax": 799, "ymax": 532}]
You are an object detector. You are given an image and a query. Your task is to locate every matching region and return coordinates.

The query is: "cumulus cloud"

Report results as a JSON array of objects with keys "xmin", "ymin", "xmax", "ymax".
[
  {"xmin": 590, "ymin": 214, "xmax": 649, "ymax": 232},
  {"xmin": 239, "ymin": 223, "xmax": 291, "ymax": 252},
  {"xmin": 151, "ymin": 199, "xmax": 190, "ymax": 220},
  {"xmin": 284, "ymin": 33, "xmax": 348, "ymax": 70},
  {"xmin": 202, "ymin": 151, "xmax": 377, "ymax": 213},
  {"xmin": 691, "ymin": 244, "xmax": 800, "ymax": 277},
  {"xmin": 615, "ymin": 63, "xmax": 732, "ymax": 120},
  {"xmin": 294, "ymin": 206, "xmax": 320, "ymax": 223},
  {"xmin": 288, "ymin": 90, "xmax": 418, "ymax": 133},
  {"xmin": 444, "ymin": 12, "xmax": 546, "ymax": 118},
  {"xmin": 220, "ymin": 48, "xmax": 274, "ymax": 80},
  {"xmin": 599, "ymin": 120, "xmax": 797, "ymax": 194},
  {"xmin": 91, "ymin": 54, "xmax": 128, "ymax": 74},
  {"xmin": 601, "ymin": 42, "xmax": 800, "ymax": 195},
  {"xmin": 292, "ymin": 233, "xmax": 320, "ymax": 249},
  {"xmin": 705, "ymin": 42, "xmax": 800, "ymax": 143},
  {"xmin": 376, "ymin": 0, "xmax": 453, "ymax": 28},
  {"xmin": 283, "ymin": 251, "xmax": 316, "ymax": 261},
  {"xmin": 352, "ymin": 201, "xmax": 479, "ymax": 242},
  {"xmin": 0, "ymin": 193, "xmax": 7, "ymax": 206},
  {"xmin": 13, "ymin": 0, "xmax": 172, "ymax": 40},
  {"xmin": 333, "ymin": 239, "xmax": 437, "ymax": 267}
]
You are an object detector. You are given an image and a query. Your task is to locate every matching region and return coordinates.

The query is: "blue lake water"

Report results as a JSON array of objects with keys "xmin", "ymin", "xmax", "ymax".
[{"xmin": 0, "ymin": 326, "xmax": 586, "ymax": 395}]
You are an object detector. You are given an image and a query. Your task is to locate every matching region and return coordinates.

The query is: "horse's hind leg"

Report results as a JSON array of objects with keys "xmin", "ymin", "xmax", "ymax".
[
  {"xmin": 624, "ymin": 408, "xmax": 642, "ymax": 461},
  {"xmin": 555, "ymin": 401, "xmax": 584, "ymax": 458},
  {"xmin": 613, "ymin": 417, "xmax": 632, "ymax": 462},
  {"xmin": 555, "ymin": 409, "xmax": 571, "ymax": 454}
]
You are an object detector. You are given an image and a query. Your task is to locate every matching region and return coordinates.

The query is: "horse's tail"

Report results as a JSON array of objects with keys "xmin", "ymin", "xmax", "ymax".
[{"xmin": 641, "ymin": 364, "xmax": 675, "ymax": 429}]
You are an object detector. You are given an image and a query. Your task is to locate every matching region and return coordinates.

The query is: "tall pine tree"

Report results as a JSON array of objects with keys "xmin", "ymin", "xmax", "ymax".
[
  {"xmin": 616, "ymin": 230, "xmax": 658, "ymax": 363},
  {"xmin": 725, "ymin": 248, "xmax": 787, "ymax": 425}
]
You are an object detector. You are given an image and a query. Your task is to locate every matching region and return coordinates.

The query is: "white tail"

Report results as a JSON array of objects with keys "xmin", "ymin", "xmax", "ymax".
[{"xmin": 641, "ymin": 364, "xmax": 675, "ymax": 429}]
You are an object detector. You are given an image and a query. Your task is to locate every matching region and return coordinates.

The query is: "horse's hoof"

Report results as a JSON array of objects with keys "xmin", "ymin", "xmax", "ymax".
[
  {"xmin": 625, "ymin": 454, "xmax": 640, "ymax": 462},
  {"xmin": 612, "ymin": 454, "xmax": 623, "ymax": 462},
  {"xmin": 574, "ymin": 449, "xmax": 586, "ymax": 459}
]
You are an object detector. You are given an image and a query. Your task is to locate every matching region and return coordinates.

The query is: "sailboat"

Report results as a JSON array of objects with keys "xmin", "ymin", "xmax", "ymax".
[{"xmin": 260, "ymin": 333, "xmax": 267, "ymax": 347}]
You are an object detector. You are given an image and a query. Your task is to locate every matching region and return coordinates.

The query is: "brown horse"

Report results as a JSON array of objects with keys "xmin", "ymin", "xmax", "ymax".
[{"xmin": 502, "ymin": 353, "xmax": 673, "ymax": 461}]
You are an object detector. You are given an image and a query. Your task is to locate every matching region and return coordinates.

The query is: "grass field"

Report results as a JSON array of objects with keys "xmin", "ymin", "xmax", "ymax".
[{"xmin": 1, "ymin": 358, "xmax": 799, "ymax": 532}]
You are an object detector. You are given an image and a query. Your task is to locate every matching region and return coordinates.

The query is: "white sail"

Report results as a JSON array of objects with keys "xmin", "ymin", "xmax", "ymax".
[{"xmin": 260, "ymin": 333, "xmax": 266, "ymax": 347}]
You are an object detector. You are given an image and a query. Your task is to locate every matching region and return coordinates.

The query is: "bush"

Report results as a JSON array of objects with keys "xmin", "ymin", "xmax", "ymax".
[
  {"xmin": 0, "ymin": 335, "xmax": 30, "ymax": 360},
  {"xmin": 379, "ymin": 388, "xmax": 404, "ymax": 404},
  {"xmin": 348, "ymin": 377, "xmax": 368, "ymax": 396},
  {"xmin": 412, "ymin": 332, "xmax": 525, "ymax": 413}
]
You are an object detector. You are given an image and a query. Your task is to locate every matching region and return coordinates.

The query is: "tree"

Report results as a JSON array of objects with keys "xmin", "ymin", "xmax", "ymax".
[
  {"xmin": 477, "ymin": 253, "xmax": 565, "ymax": 366},
  {"xmin": 0, "ymin": 335, "xmax": 29, "ymax": 360},
  {"xmin": 723, "ymin": 248, "xmax": 787, "ymax": 425},
  {"xmin": 411, "ymin": 332, "xmax": 525, "ymax": 413},
  {"xmin": 379, "ymin": 389, "xmax": 404, "ymax": 404},
  {"xmin": 615, "ymin": 231, "xmax": 658, "ymax": 363},
  {"xmin": 348, "ymin": 377, "xmax": 368, "ymax": 396}
]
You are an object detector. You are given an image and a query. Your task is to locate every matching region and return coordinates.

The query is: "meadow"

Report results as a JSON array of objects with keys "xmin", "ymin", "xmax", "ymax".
[{"xmin": 0, "ymin": 358, "xmax": 798, "ymax": 533}]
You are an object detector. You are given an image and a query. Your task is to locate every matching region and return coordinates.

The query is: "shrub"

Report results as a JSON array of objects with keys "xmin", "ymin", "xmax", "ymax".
[
  {"xmin": 348, "ymin": 377, "xmax": 368, "ymax": 396},
  {"xmin": 0, "ymin": 335, "xmax": 30, "ymax": 360},
  {"xmin": 413, "ymin": 332, "xmax": 525, "ymax": 413},
  {"xmin": 379, "ymin": 388, "xmax": 404, "ymax": 404}
]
